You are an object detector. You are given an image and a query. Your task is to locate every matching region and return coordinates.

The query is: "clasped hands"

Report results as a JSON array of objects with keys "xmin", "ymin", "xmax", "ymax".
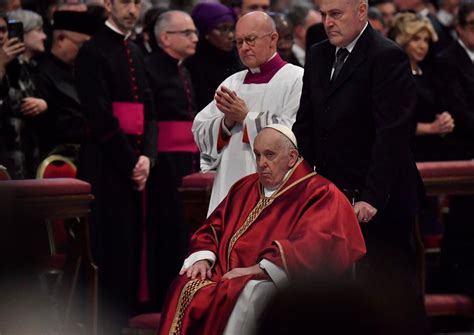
[
  {"xmin": 131, "ymin": 155, "xmax": 150, "ymax": 191},
  {"xmin": 214, "ymin": 85, "xmax": 248, "ymax": 129},
  {"xmin": 431, "ymin": 111, "xmax": 454, "ymax": 135},
  {"xmin": 180, "ymin": 260, "xmax": 263, "ymax": 281}
]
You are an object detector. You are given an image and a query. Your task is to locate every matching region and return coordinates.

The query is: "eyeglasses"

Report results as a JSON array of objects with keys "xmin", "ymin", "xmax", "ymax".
[
  {"xmin": 464, "ymin": 20, "xmax": 474, "ymax": 30},
  {"xmin": 0, "ymin": 26, "xmax": 7, "ymax": 33},
  {"xmin": 166, "ymin": 29, "xmax": 199, "ymax": 38},
  {"xmin": 234, "ymin": 32, "xmax": 272, "ymax": 48}
]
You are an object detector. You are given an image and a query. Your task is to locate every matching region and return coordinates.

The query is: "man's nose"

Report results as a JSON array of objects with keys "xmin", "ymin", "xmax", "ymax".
[
  {"xmin": 128, "ymin": 2, "xmax": 139, "ymax": 15},
  {"xmin": 324, "ymin": 16, "xmax": 333, "ymax": 28}
]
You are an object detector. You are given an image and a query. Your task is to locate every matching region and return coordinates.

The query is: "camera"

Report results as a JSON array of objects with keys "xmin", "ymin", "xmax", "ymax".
[{"xmin": 8, "ymin": 20, "xmax": 23, "ymax": 42}]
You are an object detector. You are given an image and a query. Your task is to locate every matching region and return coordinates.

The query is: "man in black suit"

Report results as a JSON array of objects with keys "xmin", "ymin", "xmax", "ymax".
[
  {"xmin": 435, "ymin": 0, "xmax": 474, "ymax": 297},
  {"xmin": 293, "ymin": 0, "xmax": 426, "ymax": 332}
]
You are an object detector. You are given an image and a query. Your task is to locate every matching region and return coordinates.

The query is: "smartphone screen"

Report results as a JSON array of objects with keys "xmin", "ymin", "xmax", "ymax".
[{"xmin": 8, "ymin": 20, "xmax": 23, "ymax": 42}]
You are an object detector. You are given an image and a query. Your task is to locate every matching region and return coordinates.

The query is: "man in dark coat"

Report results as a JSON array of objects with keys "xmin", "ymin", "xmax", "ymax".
[
  {"xmin": 435, "ymin": 0, "xmax": 474, "ymax": 297},
  {"xmin": 144, "ymin": 10, "xmax": 199, "ymax": 310},
  {"xmin": 75, "ymin": 0, "xmax": 157, "ymax": 333},
  {"xmin": 292, "ymin": 0, "xmax": 426, "ymax": 333},
  {"xmin": 33, "ymin": 10, "xmax": 95, "ymax": 160}
]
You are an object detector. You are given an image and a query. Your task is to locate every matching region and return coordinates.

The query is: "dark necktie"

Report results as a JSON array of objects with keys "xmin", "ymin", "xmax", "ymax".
[{"xmin": 331, "ymin": 48, "xmax": 349, "ymax": 84}]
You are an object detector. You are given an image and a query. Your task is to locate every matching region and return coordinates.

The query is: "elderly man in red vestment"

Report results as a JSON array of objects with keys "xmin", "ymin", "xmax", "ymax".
[{"xmin": 157, "ymin": 124, "xmax": 366, "ymax": 335}]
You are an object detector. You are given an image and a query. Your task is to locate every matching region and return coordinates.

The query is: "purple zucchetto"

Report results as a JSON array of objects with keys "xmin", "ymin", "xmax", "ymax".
[{"xmin": 191, "ymin": 3, "xmax": 236, "ymax": 36}]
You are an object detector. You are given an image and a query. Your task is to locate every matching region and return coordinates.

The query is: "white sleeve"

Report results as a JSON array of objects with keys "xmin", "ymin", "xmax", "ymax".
[
  {"xmin": 259, "ymin": 259, "xmax": 289, "ymax": 289},
  {"xmin": 180, "ymin": 250, "xmax": 217, "ymax": 272},
  {"xmin": 243, "ymin": 67, "xmax": 303, "ymax": 153},
  {"xmin": 193, "ymin": 75, "xmax": 240, "ymax": 172}
]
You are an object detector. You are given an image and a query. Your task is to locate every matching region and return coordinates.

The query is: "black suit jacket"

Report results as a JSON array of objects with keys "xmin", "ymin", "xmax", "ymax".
[
  {"xmin": 294, "ymin": 24, "xmax": 418, "ymax": 236},
  {"xmin": 435, "ymin": 41, "xmax": 474, "ymax": 159}
]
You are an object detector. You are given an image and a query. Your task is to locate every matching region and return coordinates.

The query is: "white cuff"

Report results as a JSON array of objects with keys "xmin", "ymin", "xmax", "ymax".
[
  {"xmin": 181, "ymin": 251, "xmax": 216, "ymax": 272},
  {"xmin": 221, "ymin": 118, "xmax": 232, "ymax": 136},
  {"xmin": 259, "ymin": 259, "xmax": 289, "ymax": 289}
]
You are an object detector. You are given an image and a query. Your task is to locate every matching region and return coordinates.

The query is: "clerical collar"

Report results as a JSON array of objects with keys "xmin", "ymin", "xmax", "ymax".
[
  {"xmin": 335, "ymin": 22, "xmax": 368, "ymax": 56},
  {"xmin": 263, "ymin": 169, "xmax": 292, "ymax": 197},
  {"xmin": 244, "ymin": 53, "xmax": 287, "ymax": 84},
  {"xmin": 249, "ymin": 52, "xmax": 277, "ymax": 74},
  {"xmin": 458, "ymin": 38, "xmax": 474, "ymax": 63},
  {"xmin": 105, "ymin": 20, "xmax": 132, "ymax": 40}
]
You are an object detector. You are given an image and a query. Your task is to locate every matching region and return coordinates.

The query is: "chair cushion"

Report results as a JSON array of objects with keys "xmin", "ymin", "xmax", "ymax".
[
  {"xmin": 425, "ymin": 294, "xmax": 474, "ymax": 317},
  {"xmin": 128, "ymin": 313, "xmax": 161, "ymax": 329},
  {"xmin": 0, "ymin": 178, "xmax": 91, "ymax": 197},
  {"xmin": 181, "ymin": 171, "xmax": 215, "ymax": 190},
  {"xmin": 42, "ymin": 162, "xmax": 76, "ymax": 179},
  {"xmin": 417, "ymin": 161, "xmax": 474, "ymax": 179}
]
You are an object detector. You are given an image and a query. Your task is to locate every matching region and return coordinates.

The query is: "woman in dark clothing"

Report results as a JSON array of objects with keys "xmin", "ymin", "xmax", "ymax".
[
  {"xmin": 0, "ymin": 10, "xmax": 47, "ymax": 179},
  {"xmin": 186, "ymin": 2, "xmax": 243, "ymax": 111},
  {"xmin": 389, "ymin": 12, "xmax": 455, "ymax": 162}
]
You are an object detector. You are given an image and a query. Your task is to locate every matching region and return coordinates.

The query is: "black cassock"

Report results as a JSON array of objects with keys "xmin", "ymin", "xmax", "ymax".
[
  {"xmin": 145, "ymin": 47, "xmax": 198, "ymax": 310},
  {"xmin": 75, "ymin": 25, "xmax": 157, "ymax": 332}
]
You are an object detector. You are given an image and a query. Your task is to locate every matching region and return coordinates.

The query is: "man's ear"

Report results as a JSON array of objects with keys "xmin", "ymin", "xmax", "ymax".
[
  {"xmin": 288, "ymin": 148, "xmax": 299, "ymax": 167},
  {"xmin": 359, "ymin": 2, "xmax": 368, "ymax": 20},
  {"xmin": 270, "ymin": 31, "xmax": 279, "ymax": 49},
  {"xmin": 159, "ymin": 31, "xmax": 169, "ymax": 47},
  {"xmin": 104, "ymin": 0, "xmax": 112, "ymax": 13}
]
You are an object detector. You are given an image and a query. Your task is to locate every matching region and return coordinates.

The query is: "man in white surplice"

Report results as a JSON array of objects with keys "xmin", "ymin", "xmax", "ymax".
[{"xmin": 192, "ymin": 11, "xmax": 303, "ymax": 216}]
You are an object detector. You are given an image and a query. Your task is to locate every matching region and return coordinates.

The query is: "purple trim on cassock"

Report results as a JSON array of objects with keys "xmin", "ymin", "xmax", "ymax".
[{"xmin": 243, "ymin": 54, "xmax": 287, "ymax": 84}]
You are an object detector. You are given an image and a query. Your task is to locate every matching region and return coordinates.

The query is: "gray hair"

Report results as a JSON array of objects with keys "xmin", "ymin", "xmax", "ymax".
[
  {"xmin": 154, "ymin": 10, "xmax": 190, "ymax": 42},
  {"xmin": 8, "ymin": 9, "xmax": 43, "ymax": 33}
]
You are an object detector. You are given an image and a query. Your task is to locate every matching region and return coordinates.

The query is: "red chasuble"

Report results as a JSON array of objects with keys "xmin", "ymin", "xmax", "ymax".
[{"xmin": 157, "ymin": 160, "xmax": 366, "ymax": 335}]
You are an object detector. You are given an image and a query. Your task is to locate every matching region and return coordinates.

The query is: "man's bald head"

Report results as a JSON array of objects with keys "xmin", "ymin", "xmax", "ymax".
[
  {"xmin": 253, "ymin": 127, "xmax": 299, "ymax": 189},
  {"xmin": 235, "ymin": 12, "xmax": 278, "ymax": 68}
]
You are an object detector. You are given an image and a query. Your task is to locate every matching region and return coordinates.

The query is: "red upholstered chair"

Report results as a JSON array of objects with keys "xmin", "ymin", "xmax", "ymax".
[
  {"xmin": 0, "ymin": 164, "xmax": 11, "ymax": 180},
  {"xmin": 36, "ymin": 155, "xmax": 77, "ymax": 179},
  {"xmin": 125, "ymin": 313, "xmax": 161, "ymax": 335},
  {"xmin": 0, "ymin": 178, "xmax": 97, "ymax": 334},
  {"xmin": 180, "ymin": 171, "xmax": 216, "ymax": 233},
  {"xmin": 36, "ymin": 155, "xmax": 78, "ymax": 257},
  {"xmin": 416, "ymin": 161, "xmax": 474, "ymax": 330}
]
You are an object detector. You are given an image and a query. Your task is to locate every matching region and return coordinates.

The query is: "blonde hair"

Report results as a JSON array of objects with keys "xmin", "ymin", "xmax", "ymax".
[{"xmin": 389, "ymin": 12, "xmax": 438, "ymax": 47}]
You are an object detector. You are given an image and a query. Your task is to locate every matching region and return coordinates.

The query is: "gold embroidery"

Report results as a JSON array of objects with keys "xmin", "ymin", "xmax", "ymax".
[
  {"xmin": 169, "ymin": 279, "xmax": 214, "ymax": 335},
  {"xmin": 226, "ymin": 197, "xmax": 275, "ymax": 271},
  {"xmin": 273, "ymin": 240, "xmax": 289, "ymax": 274}
]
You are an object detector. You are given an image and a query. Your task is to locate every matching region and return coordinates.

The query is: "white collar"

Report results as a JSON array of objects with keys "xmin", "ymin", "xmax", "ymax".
[
  {"xmin": 249, "ymin": 52, "xmax": 277, "ymax": 74},
  {"xmin": 437, "ymin": 9, "xmax": 454, "ymax": 27},
  {"xmin": 458, "ymin": 38, "xmax": 474, "ymax": 62},
  {"xmin": 336, "ymin": 22, "xmax": 368, "ymax": 55},
  {"xmin": 263, "ymin": 169, "xmax": 292, "ymax": 197},
  {"xmin": 105, "ymin": 20, "xmax": 131, "ymax": 40}
]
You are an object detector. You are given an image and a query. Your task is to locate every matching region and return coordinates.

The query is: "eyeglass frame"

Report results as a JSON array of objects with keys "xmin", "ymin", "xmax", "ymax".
[
  {"xmin": 234, "ymin": 32, "xmax": 273, "ymax": 48},
  {"xmin": 463, "ymin": 20, "xmax": 474, "ymax": 30},
  {"xmin": 166, "ymin": 29, "xmax": 199, "ymax": 38}
]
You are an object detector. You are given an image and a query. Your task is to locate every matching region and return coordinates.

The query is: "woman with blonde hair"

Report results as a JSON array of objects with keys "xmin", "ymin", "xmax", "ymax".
[{"xmin": 389, "ymin": 12, "xmax": 455, "ymax": 161}]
